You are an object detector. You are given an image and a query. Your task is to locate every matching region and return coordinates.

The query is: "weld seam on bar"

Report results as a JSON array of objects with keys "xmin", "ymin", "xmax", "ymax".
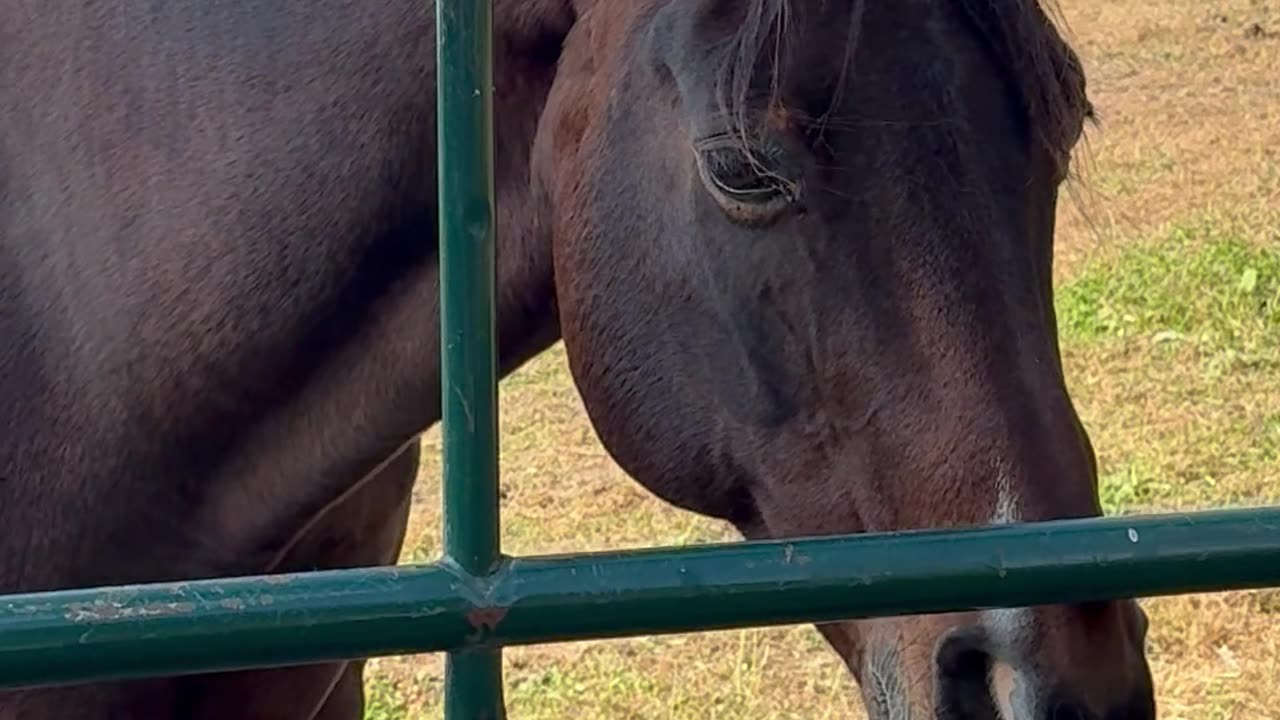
[{"xmin": 1, "ymin": 507, "xmax": 1279, "ymax": 690}]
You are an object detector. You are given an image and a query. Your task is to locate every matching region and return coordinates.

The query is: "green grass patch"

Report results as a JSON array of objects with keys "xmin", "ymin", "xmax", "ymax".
[
  {"xmin": 1097, "ymin": 458, "xmax": 1173, "ymax": 515},
  {"xmin": 364, "ymin": 676, "xmax": 415, "ymax": 720},
  {"xmin": 1056, "ymin": 219, "xmax": 1280, "ymax": 374},
  {"xmin": 1057, "ymin": 217, "xmax": 1280, "ymax": 518}
]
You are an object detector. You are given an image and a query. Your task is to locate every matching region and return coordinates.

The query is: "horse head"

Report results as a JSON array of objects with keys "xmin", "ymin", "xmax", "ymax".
[{"xmin": 538, "ymin": 1, "xmax": 1154, "ymax": 717}]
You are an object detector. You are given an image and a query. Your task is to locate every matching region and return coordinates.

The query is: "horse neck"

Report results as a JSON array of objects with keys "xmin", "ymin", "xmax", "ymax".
[
  {"xmin": 231, "ymin": 4, "xmax": 580, "ymax": 561},
  {"xmin": 223, "ymin": 2, "xmax": 580, "ymax": 568},
  {"xmin": 209, "ymin": 12, "xmax": 578, "ymax": 577},
  {"xmin": 2, "ymin": 1, "xmax": 579, "ymax": 591},
  {"xmin": 469, "ymin": 0, "xmax": 575, "ymax": 375}
]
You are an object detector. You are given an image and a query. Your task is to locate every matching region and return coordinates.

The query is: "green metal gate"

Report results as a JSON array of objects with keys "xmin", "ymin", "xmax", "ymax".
[{"xmin": 3, "ymin": 2, "xmax": 1280, "ymax": 718}]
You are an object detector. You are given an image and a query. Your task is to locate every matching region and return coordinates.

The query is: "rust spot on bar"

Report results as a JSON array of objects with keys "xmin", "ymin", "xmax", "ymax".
[{"xmin": 467, "ymin": 607, "xmax": 508, "ymax": 631}]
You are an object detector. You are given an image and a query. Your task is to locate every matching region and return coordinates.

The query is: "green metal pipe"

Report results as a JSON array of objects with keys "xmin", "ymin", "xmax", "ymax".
[
  {"xmin": 436, "ymin": 0, "xmax": 501, "ymax": 593},
  {"xmin": 436, "ymin": 0, "xmax": 505, "ymax": 716},
  {"xmin": 1, "ymin": 507, "xmax": 1279, "ymax": 690}
]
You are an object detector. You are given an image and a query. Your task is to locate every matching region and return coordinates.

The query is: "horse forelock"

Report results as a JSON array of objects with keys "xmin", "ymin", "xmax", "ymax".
[
  {"xmin": 955, "ymin": 0, "xmax": 1093, "ymax": 170},
  {"xmin": 713, "ymin": 0, "xmax": 790, "ymax": 146},
  {"xmin": 712, "ymin": 0, "xmax": 1089, "ymax": 170}
]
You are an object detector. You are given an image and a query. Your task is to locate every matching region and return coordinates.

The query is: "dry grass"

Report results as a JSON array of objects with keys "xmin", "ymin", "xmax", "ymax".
[
  {"xmin": 366, "ymin": 1, "xmax": 1280, "ymax": 717},
  {"xmin": 1053, "ymin": 0, "xmax": 1280, "ymax": 273}
]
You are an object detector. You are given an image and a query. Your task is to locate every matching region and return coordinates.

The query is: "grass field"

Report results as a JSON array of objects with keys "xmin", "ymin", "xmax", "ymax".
[{"xmin": 366, "ymin": 1, "xmax": 1280, "ymax": 717}]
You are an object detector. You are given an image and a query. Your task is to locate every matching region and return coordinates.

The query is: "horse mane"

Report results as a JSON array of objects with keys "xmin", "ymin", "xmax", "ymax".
[
  {"xmin": 956, "ymin": 0, "xmax": 1094, "ymax": 171},
  {"xmin": 714, "ymin": 0, "xmax": 1090, "ymax": 170}
]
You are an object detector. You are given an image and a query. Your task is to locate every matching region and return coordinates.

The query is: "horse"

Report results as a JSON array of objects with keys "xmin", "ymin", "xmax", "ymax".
[{"xmin": 0, "ymin": 0, "xmax": 1155, "ymax": 717}]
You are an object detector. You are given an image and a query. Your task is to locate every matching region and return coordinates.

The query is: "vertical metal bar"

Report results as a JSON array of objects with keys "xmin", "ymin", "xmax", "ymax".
[
  {"xmin": 436, "ymin": 0, "xmax": 505, "ymax": 717},
  {"xmin": 437, "ymin": 0, "xmax": 501, "ymax": 581}
]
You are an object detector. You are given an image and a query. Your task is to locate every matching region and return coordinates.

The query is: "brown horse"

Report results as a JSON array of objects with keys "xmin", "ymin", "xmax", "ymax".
[{"xmin": 0, "ymin": 0, "xmax": 1153, "ymax": 717}]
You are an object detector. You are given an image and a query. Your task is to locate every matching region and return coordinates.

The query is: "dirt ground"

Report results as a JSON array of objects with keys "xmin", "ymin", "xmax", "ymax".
[
  {"xmin": 1051, "ymin": 0, "xmax": 1279, "ymax": 271},
  {"xmin": 365, "ymin": 1, "xmax": 1280, "ymax": 718}
]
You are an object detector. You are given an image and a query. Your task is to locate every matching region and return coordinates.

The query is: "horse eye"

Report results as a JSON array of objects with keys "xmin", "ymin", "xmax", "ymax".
[
  {"xmin": 698, "ymin": 145, "xmax": 797, "ymax": 205},
  {"xmin": 696, "ymin": 141, "xmax": 793, "ymax": 222}
]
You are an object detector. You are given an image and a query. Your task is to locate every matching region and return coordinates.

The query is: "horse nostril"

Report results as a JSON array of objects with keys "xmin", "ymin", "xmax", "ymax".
[
  {"xmin": 935, "ymin": 626, "xmax": 999, "ymax": 718},
  {"xmin": 1105, "ymin": 686, "xmax": 1157, "ymax": 720},
  {"xmin": 1050, "ymin": 700, "xmax": 1088, "ymax": 720},
  {"xmin": 935, "ymin": 626, "xmax": 990, "ymax": 678}
]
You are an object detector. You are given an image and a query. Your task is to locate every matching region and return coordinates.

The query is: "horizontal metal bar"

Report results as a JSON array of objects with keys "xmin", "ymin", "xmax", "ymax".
[{"xmin": 1, "ymin": 506, "xmax": 1279, "ymax": 690}]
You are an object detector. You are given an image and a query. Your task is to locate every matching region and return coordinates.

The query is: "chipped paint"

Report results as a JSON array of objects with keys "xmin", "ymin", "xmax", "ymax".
[
  {"xmin": 64, "ymin": 600, "xmax": 197, "ymax": 623},
  {"xmin": 782, "ymin": 544, "xmax": 811, "ymax": 565}
]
